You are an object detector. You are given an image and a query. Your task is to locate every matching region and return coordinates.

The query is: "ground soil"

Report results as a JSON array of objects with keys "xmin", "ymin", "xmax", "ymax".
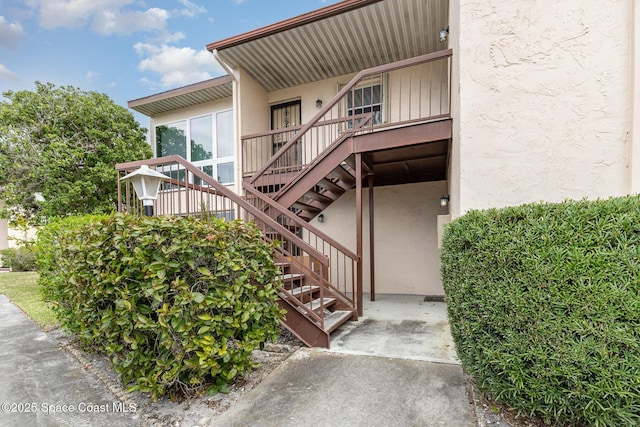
[
  {"xmin": 465, "ymin": 373, "xmax": 555, "ymax": 427},
  {"xmin": 50, "ymin": 327, "xmax": 303, "ymax": 427}
]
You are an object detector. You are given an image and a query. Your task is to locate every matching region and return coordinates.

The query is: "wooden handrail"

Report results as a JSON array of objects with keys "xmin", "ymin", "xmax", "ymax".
[
  {"xmin": 241, "ymin": 124, "xmax": 303, "ymax": 140},
  {"xmin": 116, "ymin": 155, "xmax": 330, "ymax": 266},
  {"xmin": 271, "ymin": 111, "xmax": 374, "ymax": 202},
  {"xmin": 243, "ymin": 183, "xmax": 359, "ymax": 261},
  {"xmin": 248, "ymin": 49, "xmax": 452, "ymax": 184}
]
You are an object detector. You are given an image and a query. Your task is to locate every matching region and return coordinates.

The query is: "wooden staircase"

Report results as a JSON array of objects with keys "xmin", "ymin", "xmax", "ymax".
[
  {"xmin": 275, "ymin": 257, "xmax": 355, "ymax": 347},
  {"xmin": 248, "ymin": 115, "xmax": 370, "ymax": 223},
  {"xmin": 116, "ymin": 156, "xmax": 359, "ymax": 348},
  {"xmin": 244, "ymin": 184, "xmax": 359, "ymax": 347}
]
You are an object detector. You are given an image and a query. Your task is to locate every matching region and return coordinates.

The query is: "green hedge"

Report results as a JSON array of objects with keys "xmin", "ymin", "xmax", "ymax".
[
  {"xmin": 37, "ymin": 213, "xmax": 284, "ymax": 400},
  {"xmin": 441, "ymin": 197, "xmax": 640, "ymax": 427},
  {"xmin": 0, "ymin": 246, "xmax": 37, "ymax": 271}
]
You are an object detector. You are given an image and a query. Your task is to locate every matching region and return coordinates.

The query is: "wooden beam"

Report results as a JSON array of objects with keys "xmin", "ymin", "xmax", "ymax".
[
  {"xmin": 356, "ymin": 153, "xmax": 363, "ymax": 317},
  {"xmin": 368, "ymin": 174, "xmax": 375, "ymax": 302},
  {"xmin": 351, "ymin": 119, "xmax": 452, "ymax": 154}
]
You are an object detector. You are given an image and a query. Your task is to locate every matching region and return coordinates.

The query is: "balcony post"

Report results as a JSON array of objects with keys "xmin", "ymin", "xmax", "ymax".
[
  {"xmin": 368, "ymin": 173, "xmax": 375, "ymax": 302},
  {"xmin": 356, "ymin": 152, "xmax": 363, "ymax": 316}
]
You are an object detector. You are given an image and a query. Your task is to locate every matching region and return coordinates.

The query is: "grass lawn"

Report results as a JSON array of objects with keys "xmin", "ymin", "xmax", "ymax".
[{"xmin": 0, "ymin": 272, "xmax": 58, "ymax": 331}]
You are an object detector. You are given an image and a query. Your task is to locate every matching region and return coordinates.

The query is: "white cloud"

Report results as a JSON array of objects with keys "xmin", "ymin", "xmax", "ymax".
[
  {"xmin": 0, "ymin": 64, "xmax": 19, "ymax": 82},
  {"xmin": 92, "ymin": 7, "xmax": 169, "ymax": 35},
  {"xmin": 85, "ymin": 71, "xmax": 100, "ymax": 81},
  {"xmin": 30, "ymin": 0, "xmax": 170, "ymax": 36},
  {"xmin": 0, "ymin": 17, "xmax": 26, "ymax": 49},
  {"xmin": 177, "ymin": 0, "xmax": 207, "ymax": 18},
  {"xmin": 152, "ymin": 31, "xmax": 186, "ymax": 45},
  {"xmin": 35, "ymin": 0, "xmax": 131, "ymax": 29},
  {"xmin": 134, "ymin": 43, "xmax": 225, "ymax": 88},
  {"xmin": 232, "ymin": 0, "xmax": 247, "ymax": 4}
]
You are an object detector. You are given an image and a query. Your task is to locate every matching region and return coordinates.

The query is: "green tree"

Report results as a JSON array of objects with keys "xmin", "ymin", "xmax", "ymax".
[{"xmin": 0, "ymin": 82, "xmax": 153, "ymax": 224}]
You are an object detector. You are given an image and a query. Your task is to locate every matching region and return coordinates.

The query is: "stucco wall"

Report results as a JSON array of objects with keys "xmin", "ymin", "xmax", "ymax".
[
  {"xmin": 238, "ymin": 69, "xmax": 269, "ymax": 136},
  {"xmin": 453, "ymin": 0, "xmax": 634, "ymax": 213},
  {"xmin": 0, "ymin": 219, "xmax": 8, "ymax": 251},
  {"xmin": 310, "ymin": 181, "xmax": 449, "ymax": 296}
]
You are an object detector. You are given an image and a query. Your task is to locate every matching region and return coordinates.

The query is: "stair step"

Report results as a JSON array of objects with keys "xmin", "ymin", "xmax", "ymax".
[
  {"xmin": 290, "ymin": 285, "xmax": 320, "ymax": 297},
  {"xmin": 282, "ymin": 273, "xmax": 304, "ymax": 282},
  {"xmin": 292, "ymin": 201, "xmax": 321, "ymax": 214},
  {"xmin": 305, "ymin": 297, "xmax": 336, "ymax": 313},
  {"xmin": 304, "ymin": 190, "xmax": 335, "ymax": 204},
  {"xmin": 318, "ymin": 178, "xmax": 345, "ymax": 194},
  {"xmin": 323, "ymin": 310, "xmax": 354, "ymax": 333},
  {"xmin": 331, "ymin": 165, "xmax": 355, "ymax": 185}
]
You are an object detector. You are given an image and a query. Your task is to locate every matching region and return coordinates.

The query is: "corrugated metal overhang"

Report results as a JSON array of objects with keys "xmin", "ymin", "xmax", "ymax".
[
  {"xmin": 208, "ymin": 0, "xmax": 448, "ymax": 92},
  {"xmin": 128, "ymin": 75, "xmax": 233, "ymax": 116}
]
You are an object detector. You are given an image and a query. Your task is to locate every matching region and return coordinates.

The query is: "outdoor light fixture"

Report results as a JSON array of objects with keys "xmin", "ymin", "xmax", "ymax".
[
  {"xmin": 317, "ymin": 214, "xmax": 325, "ymax": 223},
  {"xmin": 121, "ymin": 165, "xmax": 169, "ymax": 216},
  {"xmin": 439, "ymin": 27, "xmax": 449, "ymax": 42},
  {"xmin": 440, "ymin": 195, "xmax": 450, "ymax": 207},
  {"xmin": 316, "ymin": 99, "xmax": 323, "ymax": 108}
]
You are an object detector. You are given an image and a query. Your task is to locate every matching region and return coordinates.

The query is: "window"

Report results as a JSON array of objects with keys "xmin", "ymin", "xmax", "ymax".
[
  {"xmin": 347, "ymin": 84, "xmax": 382, "ymax": 124},
  {"xmin": 155, "ymin": 109, "xmax": 234, "ymax": 185},
  {"xmin": 342, "ymin": 75, "xmax": 386, "ymax": 128}
]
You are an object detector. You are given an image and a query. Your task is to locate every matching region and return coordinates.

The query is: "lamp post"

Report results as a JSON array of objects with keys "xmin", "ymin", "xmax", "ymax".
[{"xmin": 120, "ymin": 165, "xmax": 168, "ymax": 216}]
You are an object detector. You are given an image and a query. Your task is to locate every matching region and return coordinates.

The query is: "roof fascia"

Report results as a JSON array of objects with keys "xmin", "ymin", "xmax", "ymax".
[{"xmin": 128, "ymin": 75, "xmax": 233, "ymax": 109}]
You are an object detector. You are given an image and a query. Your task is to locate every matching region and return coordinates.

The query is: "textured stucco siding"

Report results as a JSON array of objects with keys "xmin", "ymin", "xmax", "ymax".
[
  {"xmin": 454, "ymin": 0, "xmax": 633, "ymax": 213},
  {"xmin": 311, "ymin": 181, "xmax": 449, "ymax": 296}
]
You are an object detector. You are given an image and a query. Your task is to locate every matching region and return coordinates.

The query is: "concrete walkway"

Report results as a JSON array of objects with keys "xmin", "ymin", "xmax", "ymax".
[
  {"xmin": 210, "ymin": 296, "xmax": 476, "ymax": 427},
  {"xmin": 210, "ymin": 349, "xmax": 475, "ymax": 427},
  {"xmin": 0, "ymin": 295, "xmax": 141, "ymax": 427},
  {"xmin": 0, "ymin": 293, "xmax": 478, "ymax": 427}
]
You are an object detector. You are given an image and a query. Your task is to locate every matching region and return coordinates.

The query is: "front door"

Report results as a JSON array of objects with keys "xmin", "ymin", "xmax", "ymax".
[{"xmin": 271, "ymin": 101, "xmax": 302, "ymax": 169}]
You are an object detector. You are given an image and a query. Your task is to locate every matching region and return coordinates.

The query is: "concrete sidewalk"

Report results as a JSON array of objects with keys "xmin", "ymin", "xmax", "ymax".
[
  {"xmin": 0, "ymin": 293, "xmax": 479, "ymax": 427},
  {"xmin": 0, "ymin": 295, "xmax": 142, "ymax": 427},
  {"xmin": 210, "ymin": 348, "xmax": 475, "ymax": 427},
  {"xmin": 210, "ymin": 297, "xmax": 477, "ymax": 427}
]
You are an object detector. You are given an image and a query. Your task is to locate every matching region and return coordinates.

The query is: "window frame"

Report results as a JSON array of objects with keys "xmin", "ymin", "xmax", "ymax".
[
  {"xmin": 154, "ymin": 108, "xmax": 234, "ymax": 186},
  {"xmin": 339, "ymin": 73, "xmax": 388, "ymax": 129}
]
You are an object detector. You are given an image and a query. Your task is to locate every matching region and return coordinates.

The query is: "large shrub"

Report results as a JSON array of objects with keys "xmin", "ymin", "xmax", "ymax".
[
  {"xmin": 441, "ymin": 197, "xmax": 640, "ymax": 427},
  {"xmin": 37, "ymin": 213, "xmax": 284, "ymax": 399},
  {"xmin": 0, "ymin": 245, "xmax": 37, "ymax": 271}
]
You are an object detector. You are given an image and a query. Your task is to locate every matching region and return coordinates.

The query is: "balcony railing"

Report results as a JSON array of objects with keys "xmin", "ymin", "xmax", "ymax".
[{"xmin": 241, "ymin": 49, "xmax": 452, "ymax": 183}]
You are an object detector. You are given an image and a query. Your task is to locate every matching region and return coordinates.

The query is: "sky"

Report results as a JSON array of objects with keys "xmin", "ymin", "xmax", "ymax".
[{"xmin": 0, "ymin": 0, "xmax": 341, "ymax": 127}]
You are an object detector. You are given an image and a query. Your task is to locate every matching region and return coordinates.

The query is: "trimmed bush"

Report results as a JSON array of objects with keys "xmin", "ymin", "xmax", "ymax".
[
  {"xmin": 37, "ymin": 213, "xmax": 284, "ymax": 400},
  {"xmin": 0, "ymin": 245, "xmax": 37, "ymax": 271},
  {"xmin": 441, "ymin": 197, "xmax": 640, "ymax": 427}
]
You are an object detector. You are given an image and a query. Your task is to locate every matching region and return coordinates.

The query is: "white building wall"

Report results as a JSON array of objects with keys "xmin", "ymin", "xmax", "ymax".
[
  {"xmin": 0, "ymin": 219, "xmax": 8, "ymax": 251},
  {"xmin": 311, "ymin": 181, "xmax": 449, "ymax": 296},
  {"xmin": 452, "ymin": 0, "xmax": 634, "ymax": 214}
]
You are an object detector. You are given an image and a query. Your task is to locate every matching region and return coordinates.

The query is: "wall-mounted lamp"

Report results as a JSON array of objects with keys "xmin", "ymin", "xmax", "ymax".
[
  {"xmin": 317, "ymin": 213, "xmax": 325, "ymax": 223},
  {"xmin": 316, "ymin": 99, "xmax": 323, "ymax": 108},
  {"xmin": 439, "ymin": 27, "xmax": 449, "ymax": 42},
  {"xmin": 440, "ymin": 195, "xmax": 450, "ymax": 208}
]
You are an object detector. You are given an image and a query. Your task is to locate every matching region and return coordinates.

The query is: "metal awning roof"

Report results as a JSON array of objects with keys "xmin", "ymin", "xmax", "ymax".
[
  {"xmin": 128, "ymin": 75, "xmax": 233, "ymax": 116},
  {"xmin": 208, "ymin": 0, "xmax": 448, "ymax": 92}
]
